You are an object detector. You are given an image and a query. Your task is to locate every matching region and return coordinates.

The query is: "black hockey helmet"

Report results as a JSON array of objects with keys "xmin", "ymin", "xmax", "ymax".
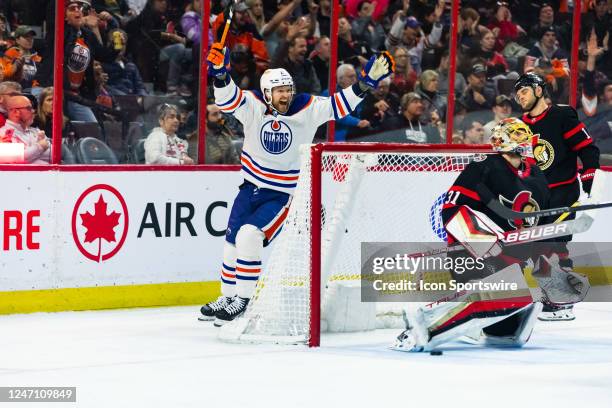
[{"xmin": 514, "ymin": 72, "xmax": 547, "ymax": 95}]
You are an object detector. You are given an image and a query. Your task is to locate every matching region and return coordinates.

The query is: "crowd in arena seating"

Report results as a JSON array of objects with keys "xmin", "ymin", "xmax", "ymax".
[{"xmin": 0, "ymin": 0, "xmax": 608, "ymax": 164}]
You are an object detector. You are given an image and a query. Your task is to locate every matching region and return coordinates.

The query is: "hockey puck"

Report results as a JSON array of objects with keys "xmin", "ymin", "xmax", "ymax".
[{"xmin": 430, "ymin": 350, "xmax": 443, "ymax": 356}]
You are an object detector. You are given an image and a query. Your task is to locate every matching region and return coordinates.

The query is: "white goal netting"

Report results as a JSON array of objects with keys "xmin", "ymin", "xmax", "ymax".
[{"xmin": 220, "ymin": 144, "xmax": 490, "ymax": 345}]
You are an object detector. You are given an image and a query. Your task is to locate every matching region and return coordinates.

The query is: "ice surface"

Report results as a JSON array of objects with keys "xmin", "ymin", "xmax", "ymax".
[{"xmin": 1, "ymin": 302, "xmax": 611, "ymax": 408}]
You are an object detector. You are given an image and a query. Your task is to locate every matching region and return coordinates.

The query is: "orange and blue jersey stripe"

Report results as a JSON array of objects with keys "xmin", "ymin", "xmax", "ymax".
[
  {"xmin": 241, "ymin": 150, "xmax": 300, "ymax": 189},
  {"xmin": 262, "ymin": 204, "xmax": 290, "ymax": 243},
  {"xmin": 236, "ymin": 259, "xmax": 261, "ymax": 281},
  {"xmin": 217, "ymin": 86, "xmax": 245, "ymax": 113},
  {"xmin": 221, "ymin": 263, "xmax": 236, "ymax": 285},
  {"xmin": 331, "ymin": 89, "xmax": 352, "ymax": 121}
]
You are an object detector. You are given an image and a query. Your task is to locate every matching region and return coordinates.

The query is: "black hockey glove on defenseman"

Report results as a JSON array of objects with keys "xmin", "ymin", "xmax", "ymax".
[{"xmin": 580, "ymin": 168, "xmax": 596, "ymax": 195}]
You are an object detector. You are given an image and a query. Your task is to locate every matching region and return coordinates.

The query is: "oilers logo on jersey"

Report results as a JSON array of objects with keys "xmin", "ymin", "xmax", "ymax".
[{"xmin": 260, "ymin": 120, "xmax": 293, "ymax": 154}]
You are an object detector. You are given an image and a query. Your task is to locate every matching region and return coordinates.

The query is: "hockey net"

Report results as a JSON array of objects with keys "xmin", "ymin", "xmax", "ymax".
[{"xmin": 220, "ymin": 143, "xmax": 491, "ymax": 346}]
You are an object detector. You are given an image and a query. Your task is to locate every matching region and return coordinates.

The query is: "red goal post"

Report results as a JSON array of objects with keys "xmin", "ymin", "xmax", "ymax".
[
  {"xmin": 219, "ymin": 143, "xmax": 492, "ymax": 347},
  {"xmin": 308, "ymin": 143, "xmax": 491, "ymax": 346}
]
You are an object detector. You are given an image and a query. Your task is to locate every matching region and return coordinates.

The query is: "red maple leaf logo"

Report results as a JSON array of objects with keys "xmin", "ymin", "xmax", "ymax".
[{"xmin": 80, "ymin": 194, "xmax": 121, "ymax": 262}]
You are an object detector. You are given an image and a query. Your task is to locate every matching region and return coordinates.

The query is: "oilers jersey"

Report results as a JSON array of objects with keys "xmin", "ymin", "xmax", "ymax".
[{"xmin": 214, "ymin": 76, "xmax": 365, "ymax": 194}]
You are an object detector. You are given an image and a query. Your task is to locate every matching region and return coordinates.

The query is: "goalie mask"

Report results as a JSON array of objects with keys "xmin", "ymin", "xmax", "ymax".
[
  {"xmin": 490, "ymin": 118, "xmax": 537, "ymax": 158},
  {"xmin": 260, "ymin": 68, "xmax": 295, "ymax": 114}
]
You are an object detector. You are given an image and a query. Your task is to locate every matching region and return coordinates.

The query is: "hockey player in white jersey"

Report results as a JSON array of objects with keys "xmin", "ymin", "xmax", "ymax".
[{"xmin": 199, "ymin": 41, "xmax": 395, "ymax": 325}]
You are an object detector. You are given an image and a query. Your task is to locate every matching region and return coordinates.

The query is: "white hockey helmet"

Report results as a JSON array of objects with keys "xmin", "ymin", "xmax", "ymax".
[
  {"xmin": 260, "ymin": 68, "xmax": 295, "ymax": 112},
  {"xmin": 490, "ymin": 117, "xmax": 537, "ymax": 158}
]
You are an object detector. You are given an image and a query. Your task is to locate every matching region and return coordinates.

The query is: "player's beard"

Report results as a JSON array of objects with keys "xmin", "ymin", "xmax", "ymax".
[{"xmin": 521, "ymin": 96, "xmax": 538, "ymax": 112}]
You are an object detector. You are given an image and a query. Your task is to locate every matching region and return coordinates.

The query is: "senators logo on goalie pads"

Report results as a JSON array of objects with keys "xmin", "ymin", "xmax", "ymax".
[{"xmin": 442, "ymin": 154, "xmax": 550, "ymax": 243}]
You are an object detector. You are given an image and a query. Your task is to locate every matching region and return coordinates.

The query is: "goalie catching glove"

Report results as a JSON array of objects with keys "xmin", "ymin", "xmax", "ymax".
[
  {"xmin": 207, "ymin": 42, "xmax": 230, "ymax": 78},
  {"xmin": 358, "ymin": 51, "xmax": 395, "ymax": 89}
]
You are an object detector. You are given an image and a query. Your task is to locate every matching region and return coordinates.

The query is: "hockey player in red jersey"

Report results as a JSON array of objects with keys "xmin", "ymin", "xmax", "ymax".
[
  {"xmin": 515, "ymin": 72, "xmax": 600, "ymax": 321},
  {"xmin": 393, "ymin": 118, "xmax": 555, "ymax": 352}
]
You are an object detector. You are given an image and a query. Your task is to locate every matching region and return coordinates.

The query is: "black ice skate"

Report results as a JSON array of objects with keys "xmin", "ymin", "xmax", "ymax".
[
  {"xmin": 199, "ymin": 296, "xmax": 233, "ymax": 321},
  {"xmin": 214, "ymin": 297, "xmax": 250, "ymax": 327},
  {"xmin": 538, "ymin": 302, "xmax": 575, "ymax": 321}
]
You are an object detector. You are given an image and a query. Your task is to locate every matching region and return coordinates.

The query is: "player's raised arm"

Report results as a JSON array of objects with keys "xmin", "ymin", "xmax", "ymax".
[
  {"xmin": 207, "ymin": 43, "xmax": 265, "ymax": 124},
  {"xmin": 308, "ymin": 52, "xmax": 396, "ymax": 126}
]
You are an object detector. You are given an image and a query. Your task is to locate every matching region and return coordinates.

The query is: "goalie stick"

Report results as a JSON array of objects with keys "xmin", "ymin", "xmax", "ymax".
[
  {"xmin": 485, "ymin": 199, "xmax": 612, "ymax": 220},
  {"xmin": 404, "ymin": 214, "xmax": 593, "ymax": 261}
]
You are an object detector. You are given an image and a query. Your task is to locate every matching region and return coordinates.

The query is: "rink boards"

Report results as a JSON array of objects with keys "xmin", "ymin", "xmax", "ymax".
[{"xmin": 1, "ymin": 167, "xmax": 611, "ymax": 313}]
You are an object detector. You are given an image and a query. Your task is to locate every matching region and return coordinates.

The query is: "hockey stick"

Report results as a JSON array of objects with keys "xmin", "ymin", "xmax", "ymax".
[
  {"xmin": 206, "ymin": 1, "xmax": 235, "ymax": 65},
  {"xmin": 219, "ymin": 1, "xmax": 236, "ymax": 47},
  {"xmin": 553, "ymin": 201, "xmax": 580, "ymax": 222},
  {"xmin": 404, "ymin": 214, "xmax": 593, "ymax": 261},
  {"xmin": 485, "ymin": 198, "xmax": 612, "ymax": 220}
]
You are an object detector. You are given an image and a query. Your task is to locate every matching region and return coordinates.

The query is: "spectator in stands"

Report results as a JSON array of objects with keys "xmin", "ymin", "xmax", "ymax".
[
  {"xmin": 315, "ymin": 0, "xmax": 332, "ymax": 37},
  {"xmin": 230, "ymin": 43, "xmax": 258, "ymax": 90},
  {"xmin": 415, "ymin": 69, "xmax": 446, "ymax": 124},
  {"xmin": 0, "ymin": 95, "xmax": 50, "ymax": 164},
  {"xmin": 33, "ymin": 87, "xmax": 70, "ymax": 139},
  {"xmin": 385, "ymin": 3, "xmax": 444, "ymax": 75},
  {"xmin": 246, "ymin": 0, "xmax": 301, "ymax": 57},
  {"xmin": 102, "ymin": 29, "xmax": 148, "ymax": 95},
  {"xmin": 321, "ymin": 64, "xmax": 369, "ymax": 140},
  {"xmin": 580, "ymin": 30, "xmax": 611, "ymax": 150},
  {"xmin": 527, "ymin": 3, "xmax": 571, "ymax": 50},
  {"xmin": 206, "ymin": 102, "xmax": 239, "ymax": 164},
  {"xmin": 92, "ymin": 0, "xmax": 137, "ymax": 25},
  {"xmin": 360, "ymin": 77, "xmax": 399, "ymax": 131},
  {"xmin": 272, "ymin": 35, "xmax": 321, "ymax": 94},
  {"xmin": 64, "ymin": 0, "xmax": 119, "ymax": 122},
  {"xmin": 0, "ymin": 13, "xmax": 11, "ymax": 54},
  {"xmin": 483, "ymin": 94, "xmax": 513, "ymax": 138},
  {"xmin": 309, "ymin": 36, "xmax": 330, "ymax": 91},
  {"xmin": 461, "ymin": 119, "xmax": 486, "ymax": 144},
  {"xmin": 457, "ymin": 7, "xmax": 484, "ymax": 56},
  {"xmin": 389, "ymin": 45, "xmax": 417, "ymax": 99},
  {"xmin": 524, "ymin": 26, "xmax": 569, "ymax": 77},
  {"xmin": 351, "ymin": 1, "xmax": 385, "ymax": 52},
  {"xmin": 459, "ymin": 63, "xmax": 496, "ymax": 114},
  {"xmin": 383, "ymin": 92, "xmax": 442, "ymax": 143},
  {"xmin": 0, "ymin": 26, "xmax": 42, "ymax": 90},
  {"xmin": 93, "ymin": 61, "xmax": 114, "ymax": 111},
  {"xmin": 524, "ymin": 25, "xmax": 570, "ymax": 101},
  {"xmin": 126, "ymin": 0, "xmax": 192, "ymax": 95},
  {"xmin": 486, "ymin": 1, "xmax": 526, "ymax": 53},
  {"xmin": 345, "ymin": 0, "xmax": 390, "ymax": 21},
  {"xmin": 144, "ymin": 103, "xmax": 194, "ymax": 164},
  {"xmin": 181, "ymin": 0, "xmax": 209, "ymax": 97},
  {"xmin": 337, "ymin": 16, "xmax": 371, "ymax": 68},
  {"xmin": 437, "ymin": 49, "xmax": 467, "ymax": 99},
  {"xmin": 581, "ymin": 0, "xmax": 610, "ymax": 66},
  {"xmin": 469, "ymin": 29, "xmax": 509, "ymax": 77},
  {"xmin": 0, "ymin": 81, "xmax": 22, "ymax": 127},
  {"xmin": 212, "ymin": 0, "xmax": 269, "ymax": 74},
  {"xmin": 181, "ymin": 0, "xmax": 205, "ymax": 46}
]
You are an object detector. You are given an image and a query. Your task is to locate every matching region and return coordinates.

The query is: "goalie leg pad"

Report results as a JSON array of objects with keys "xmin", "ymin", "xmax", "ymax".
[
  {"xmin": 392, "ymin": 264, "xmax": 534, "ymax": 352},
  {"xmin": 462, "ymin": 302, "xmax": 542, "ymax": 346},
  {"xmin": 445, "ymin": 206, "xmax": 505, "ymax": 259},
  {"xmin": 235, "ymin": 224, "xmax": 265, "ymax": 299}
]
